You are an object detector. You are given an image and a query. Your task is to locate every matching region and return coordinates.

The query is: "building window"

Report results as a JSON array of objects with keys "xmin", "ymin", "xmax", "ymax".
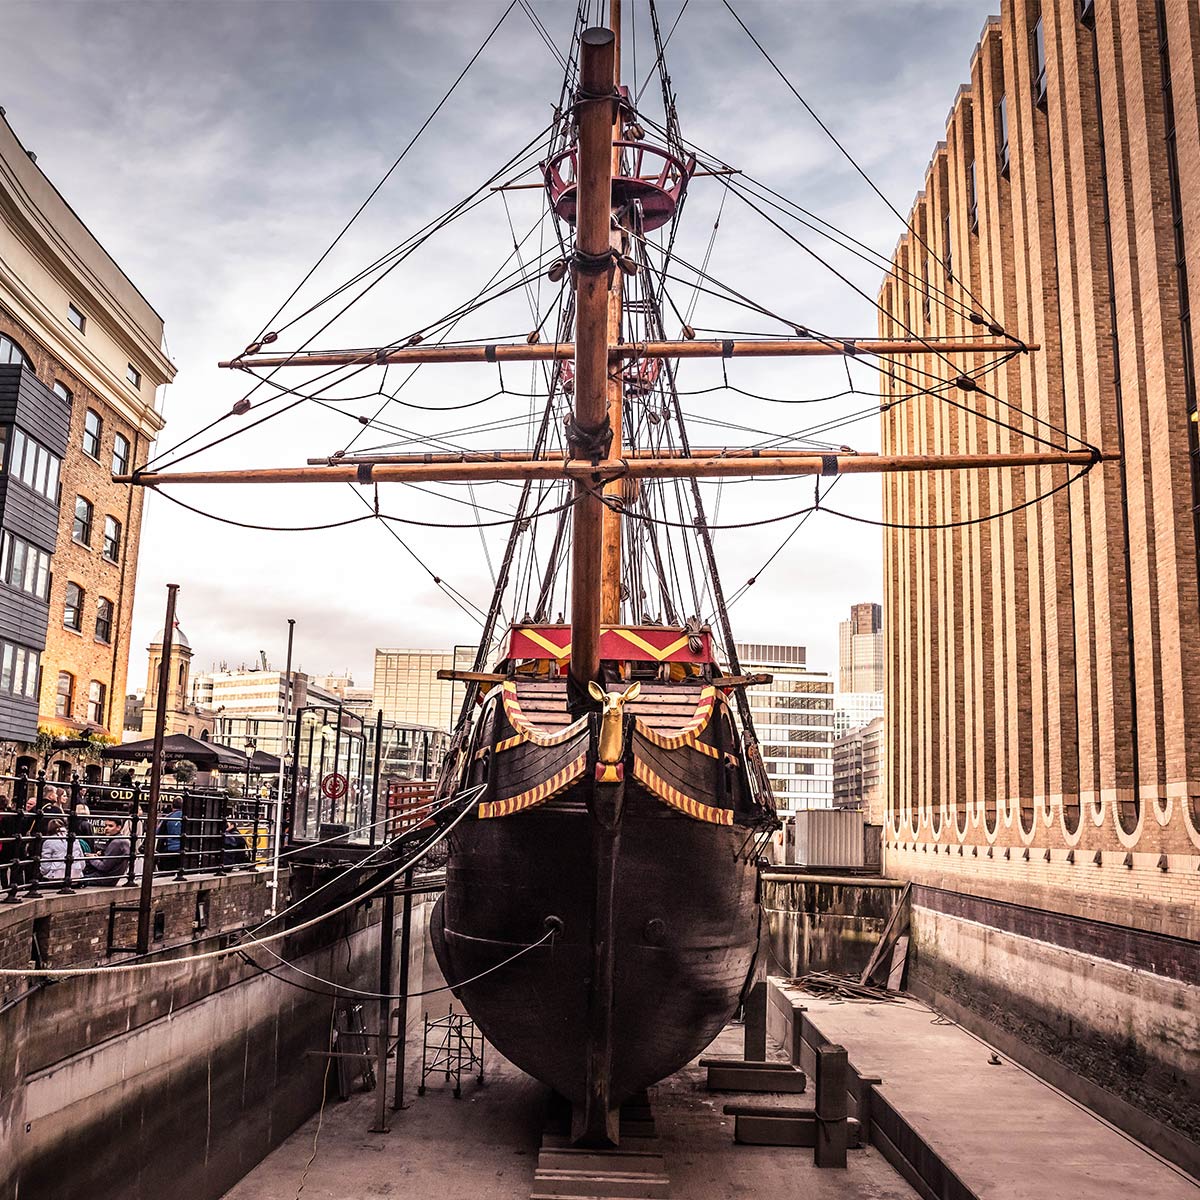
[
  {"xmin": 943, "ymin": 210, "xmax": 953, "ymax": 279},
  {"xmin": 7, "ymin": 428, "xmax": 61, "ymax": 501},
  {"xmin": 83, "ymin": 409, "xmax": 102, "ymax": 459},
  {"xmin": 53, "ymin": 381, "xmax": 72, "ymax": 404},
  {"xmin": 0, "ymin": 532, "xmax": 51, "ymax": 601},
  {"xmin": 95, "ymin": 596, "xmax": 114, "ymax": 644},
  {"xmin": 967, "ymin": 160, "xmax": 979, "ymax": 231},
  {"xmin": 55, "ymin": 672, "xmax": 74, "ymax": 719},
  {"xmin": 1079, "ymin": 0, "xmax": 1095, "ymax": 28},
  {"xmin": 0, "ymin": 641, "xmax": 40, "ymax": 699},
  {"xmin": 102, "ymin": 515, "xmax": 121, "ymax": 563},
  {"xmin": 997, "ymin": 94, "xmax": 1010, "ymax": 177},
  {"xmin": 1032, "ymin": 17, "xmax": 1048, "ymax": 107},
  {"xmin": 64, "ymin": 581, "xmax": 83, "ymax": 631},
  {"xmin": 87, "ymin": 679, "xmax": 107, "ymax": 725},
  {"xmin": 73, "ymin": 496, "xmax": 93, "ymax": 546},
  {"xmin": 112, "ymin": 432, "xmax": 130, "ymax": 476},
  {"xmin": 126, "ymin": 364, "xmax": 141, "ymax": 390},
  {"xmin": 68, "ymin": 303, "xmax": 86, "ymax": 333},
  {"xmin": 0, "ymin": 333, "xmax": 34, "ymax": 369}
]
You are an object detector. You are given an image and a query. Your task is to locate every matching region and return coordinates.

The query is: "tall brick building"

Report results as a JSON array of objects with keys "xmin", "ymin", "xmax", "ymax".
[
  {"xmin": 878, "ymin": 0, "xmax": 1198, "ymax": 1158},
  {"xmin": 0, "ymin": 113, "xmax": 173, "ymax": 759}
]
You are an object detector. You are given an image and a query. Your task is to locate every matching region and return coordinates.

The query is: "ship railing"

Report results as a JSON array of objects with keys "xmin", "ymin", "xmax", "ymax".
[{"xmin": 0, "ymin": 768, "xmax": 278, "ymax": 903}]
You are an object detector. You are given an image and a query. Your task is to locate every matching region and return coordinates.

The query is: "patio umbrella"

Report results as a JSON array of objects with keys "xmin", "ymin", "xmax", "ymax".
[{"xmin": 103, "ymin": 733, "xmax": 246, "ymax": 773}]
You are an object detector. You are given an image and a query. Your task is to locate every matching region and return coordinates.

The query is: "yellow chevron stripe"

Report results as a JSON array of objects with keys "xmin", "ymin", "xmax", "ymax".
[
  {"xmin": 631, "ymin": 756, "xmax": 733, "ymax": 825},
  {"xmin": 633, "ymin": 685, "xmax": 717, "ymax": 749},
  {"xmin": 501, "ymin": 682, "xmax": 588, "ymax": 746},
  {"xmin": 610, "ymin": 628, "xmax": 690, "ymax": 661},
  {"xmin": 475, "ymin": 731, "xmax": 527, "ymax": 759},
  {"xmin": 520, "ymin": 629, "xmax": 572, "ymax": 658},
  {"xmin": 479, "ymin": 752, "xmax": 587, "ymax": 818}
]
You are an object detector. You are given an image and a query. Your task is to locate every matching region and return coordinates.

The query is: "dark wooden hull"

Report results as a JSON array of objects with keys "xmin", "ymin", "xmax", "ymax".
[{"xmin": 431, "ymin": 783, "xmax": 760, "ymax": 1107}]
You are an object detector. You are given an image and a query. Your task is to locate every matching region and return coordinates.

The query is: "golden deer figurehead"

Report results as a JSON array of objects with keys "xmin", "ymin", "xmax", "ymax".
[{"xmin": 588, "ymin": 680, "xmax": 641, "ymax": 782}]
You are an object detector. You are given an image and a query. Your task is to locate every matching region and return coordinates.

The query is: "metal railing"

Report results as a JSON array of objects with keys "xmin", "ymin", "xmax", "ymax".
[{"xmin": 0, "ymin": 769, "xmax": 278, "ymax": 903}]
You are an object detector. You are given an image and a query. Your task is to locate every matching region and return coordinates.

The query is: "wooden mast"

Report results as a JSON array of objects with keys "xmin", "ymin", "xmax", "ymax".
[
  {"xmin": 569, "ymin": 26, "xmax": 618, "ymax": 690},
  {"xmin": 119, "ymin": 448, "xmax": 1113, "ymax": 488},
  {"xmin": 220, "ymin": 335, "xmax": 1036, "ymax": 368},
  {"xmin": 600, "ymin": 0, "xmax": 624, "ymax": 625}
]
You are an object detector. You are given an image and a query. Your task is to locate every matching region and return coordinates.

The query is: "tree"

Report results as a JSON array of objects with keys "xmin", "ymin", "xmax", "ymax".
[{"xmin": 171, "ymin": 758, "xmax": 197, "ymax": 786}]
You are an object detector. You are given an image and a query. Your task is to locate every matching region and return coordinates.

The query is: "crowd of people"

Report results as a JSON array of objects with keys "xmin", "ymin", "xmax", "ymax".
[{"xmin": 0, "ymin": 785, "xmax": 255, "ymax": 890}]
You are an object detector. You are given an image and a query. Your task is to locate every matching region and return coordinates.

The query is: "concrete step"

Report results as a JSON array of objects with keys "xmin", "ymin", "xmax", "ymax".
[{"xmin": 531, "ymin": 1169, "xmax": 670, "ymax": 1199}]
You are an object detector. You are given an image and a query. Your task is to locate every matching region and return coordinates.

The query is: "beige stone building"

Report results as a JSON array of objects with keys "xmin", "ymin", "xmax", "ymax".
[
  {"xmin": 0, "ymin": 112, "xmax": 172, "ymax": 748},
  {"xmin": 837, "ymin": 601, "xmax": 884, "ymax": 693},
  {"xmin": 878, "ymin": 0, "xmax": 1199, "ymax": 1156},
  {"xmin": 372, "ymin": 646, "xmax": 475, "ymax": 732}
]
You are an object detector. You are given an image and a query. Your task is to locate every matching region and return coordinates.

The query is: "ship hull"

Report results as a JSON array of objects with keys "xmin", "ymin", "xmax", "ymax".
[{"xmin": 431, "ymin": 785, "xmax": 759, "ymax": 1107}]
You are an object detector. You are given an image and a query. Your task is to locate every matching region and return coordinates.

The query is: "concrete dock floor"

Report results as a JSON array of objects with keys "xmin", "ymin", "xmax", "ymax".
[
  {"xmin": 222, "ymin": 1024, "xmax": 918, "ymax": 1199},
  {"xmin": 783, "ymin": 986, "xmax": 1199, "ymax": 1200}
]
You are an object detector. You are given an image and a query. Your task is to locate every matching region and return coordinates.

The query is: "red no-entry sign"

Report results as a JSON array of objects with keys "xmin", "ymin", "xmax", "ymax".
[{"xmin": 321, "ymin": 773, "xmax": 348, "ymax": 800}]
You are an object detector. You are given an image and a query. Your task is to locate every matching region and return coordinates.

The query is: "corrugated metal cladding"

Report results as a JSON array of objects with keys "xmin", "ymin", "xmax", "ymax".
[
  {"xmin": 0, "ymin": 364, "xmax": 71, "ymax": 741},
  {"xmin": 790, "ymin": 809, "xmax": 865, "ymax": 868}
]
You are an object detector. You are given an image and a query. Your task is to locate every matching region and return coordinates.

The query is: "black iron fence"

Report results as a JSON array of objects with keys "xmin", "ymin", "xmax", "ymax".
[{"xmin": 0, "ymin": 770, "xmax": 278, "ymax": 902}]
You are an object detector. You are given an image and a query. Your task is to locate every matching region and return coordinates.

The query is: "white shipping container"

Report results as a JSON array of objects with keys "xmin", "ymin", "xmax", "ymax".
[{"xmin": 790, "ymin": 809, "xmax": 865, "ymax": 868}]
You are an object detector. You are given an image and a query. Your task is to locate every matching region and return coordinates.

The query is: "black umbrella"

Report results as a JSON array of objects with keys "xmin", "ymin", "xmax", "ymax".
[{"xmin": 102, "ymin": 733, "xmax": 246, "ymax": 773}]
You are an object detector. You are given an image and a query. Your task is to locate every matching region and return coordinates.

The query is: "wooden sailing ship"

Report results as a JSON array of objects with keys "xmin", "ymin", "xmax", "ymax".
[{"xmin": 118, "ymin": 0, "xmax": 1114, "ymax": 1149}]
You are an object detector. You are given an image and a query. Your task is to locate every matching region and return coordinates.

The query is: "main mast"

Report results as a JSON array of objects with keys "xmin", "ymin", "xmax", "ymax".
[
  {"xmin": 600, "ymin": 0, "xmax": 624, "ymax": 627},
  {"xmin": 569, "ymin": 22, "xmax": 619, "ymax": 691}
]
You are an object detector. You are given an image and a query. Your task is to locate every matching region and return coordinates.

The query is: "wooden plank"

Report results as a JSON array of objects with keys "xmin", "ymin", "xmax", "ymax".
[
  {"xmin": 733, "ymin": 1114, "xmax": 863, "ymax": 1148},
  {"xmin": 706, "ymin": 1063, "xmax": 807, "ymax": 1093}
]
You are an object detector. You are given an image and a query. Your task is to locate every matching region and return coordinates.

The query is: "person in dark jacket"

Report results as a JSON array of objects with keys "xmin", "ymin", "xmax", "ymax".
[
  {"xmin": 155, "ymin": 803, "xmax": 183, "ymax": 874},
  {"xmin": 222, "ymin": 819, "xmax": 251, "ymax": 867},
  {"xmin": 83, "ymin": 818, "xmax": 132, "ymax": 886}
]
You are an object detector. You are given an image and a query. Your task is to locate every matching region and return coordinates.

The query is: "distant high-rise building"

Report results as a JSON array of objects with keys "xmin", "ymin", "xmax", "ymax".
[
  {"xmin": 372, "ymin": 645, "xmax": 475, "ymax": 732},
  {"xmin": 834, "ymin": 691, "xmax": 885, "ymax": 736},
  {"xmin": 734, "ymin": 642, "xmax": 834, "ymax": 814},
  {"xmin": 833, "ymin": 716, "xmax": 885, "ymax": 826},
  {"xmin": 838, "ymin": 602, "xmax": 884, "ymax": 693}
]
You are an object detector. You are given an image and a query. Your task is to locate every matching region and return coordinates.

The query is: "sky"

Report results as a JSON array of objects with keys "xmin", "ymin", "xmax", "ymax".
[{"xmin": 2, "ymin": 0, "xmax": 995, "ymax": 692}]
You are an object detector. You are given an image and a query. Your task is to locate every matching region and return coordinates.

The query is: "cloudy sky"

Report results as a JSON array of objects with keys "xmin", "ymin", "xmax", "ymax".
[{"xmin": 3, "ymin": 0, "xmax": 994, "ymax": 690}]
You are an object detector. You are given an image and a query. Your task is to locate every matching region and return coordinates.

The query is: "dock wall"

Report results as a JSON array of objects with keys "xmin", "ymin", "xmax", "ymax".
[
  {"xmin": 759, "ymin": 872, "xmax": 902, "ymax": 977},
  {"xmin": 904, "ymin": 878, "xmax": 1199, "ymax": 1169},
  {"xmin": 0, "ymin": 871, "xmax": 430, "ymax": 1200}
]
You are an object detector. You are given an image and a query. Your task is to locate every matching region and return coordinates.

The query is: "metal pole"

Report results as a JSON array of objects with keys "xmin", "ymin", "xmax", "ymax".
[
  {"xmin": 331, "ymin": 705, "xmax": 344, "ymax": 824},
  {"xmin": 271, "ymin": 617, "xmax": 295, "ymax": 907},
  {"xmin": 137, "ymin": 583, "xmax": 178, "ymax": 955},
  {"xmin": 370, "ymin": 709, "xmax": 384, "ymax": 847},
  {"xmin": 392, "ymin": 865, "xmax": 414, "ymax": 1111},
  {"xmin": 372, "ymin": 886, "xmax": 396, "ymax": 1133}
]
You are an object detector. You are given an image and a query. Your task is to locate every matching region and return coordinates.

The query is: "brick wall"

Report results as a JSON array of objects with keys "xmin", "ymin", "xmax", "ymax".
[{"xmin": 878, "ymin": 0, "xmax": 1200, "ymax": 931}]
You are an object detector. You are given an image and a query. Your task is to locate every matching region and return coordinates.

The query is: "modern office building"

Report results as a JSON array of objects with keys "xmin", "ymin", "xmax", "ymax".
[
  {"xmin": 0, "ymin": 112, "xmax": 173, "ymax": 753},
  {"xmin": 834, "ymin": 690, "xmax": 885, "ymax": 736},
  {"xmin": 878, "ymin": 1, "xmax": 1200, "ymax": 1152},
  {"xmin": 372, "ymin": 645, "xmax": 475, "ymax": 731},
  {"xmin": 734, "ymin": 642, "xmax": 834, "ymax": 814},
  {"xmin": 832, "ymin": 716, "xmax": 886, "ymax": 826},
  {"xmin": 838, "ymin": 602, "xmax": 884, "ymax": 693}
]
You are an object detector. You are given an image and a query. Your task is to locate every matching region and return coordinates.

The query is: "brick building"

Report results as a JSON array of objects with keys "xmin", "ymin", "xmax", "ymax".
[
  {"xmin": 0, "ymin": 113, "xmax": 172, "ymax": 757},
  {"xmin": 877, "ymin": 0, "xmax": 1199, "ymax": 1158}
]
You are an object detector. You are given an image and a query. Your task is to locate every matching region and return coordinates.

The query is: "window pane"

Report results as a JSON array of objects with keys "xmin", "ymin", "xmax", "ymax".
[
  {"xmin": 83, "ymin": 409, "xmax": 102, "ymax": 458},
  {"xmin": 53, "ymin": 381, "xmax": 71, "ymax": 403},
  {"xmin": 1, "ymin": 644, "xmax": 12, "ymax": 692},
  {"xmin": 112, "ymin": 434, "xmax": 130, "ymax": 475}
]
